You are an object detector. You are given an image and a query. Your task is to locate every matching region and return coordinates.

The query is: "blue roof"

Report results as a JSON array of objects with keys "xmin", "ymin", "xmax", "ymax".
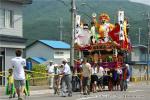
[
  {"xmin": 39, "ymin": 40, "xmax": 70, "ymax": 49},
  {"xmin": 31, "ymin": 57, "xmax": 47, "ymax": 64}
]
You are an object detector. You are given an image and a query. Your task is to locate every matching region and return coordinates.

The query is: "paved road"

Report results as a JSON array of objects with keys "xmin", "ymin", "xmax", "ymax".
[{"xmin": 0, "ymin": 82, "xmax": 150, "ymax": 100}]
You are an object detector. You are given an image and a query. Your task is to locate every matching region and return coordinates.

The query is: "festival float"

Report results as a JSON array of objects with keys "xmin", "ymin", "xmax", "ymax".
[{"xmin": 74, "ymin": 10, "xmax": 132, "ymax": 91}]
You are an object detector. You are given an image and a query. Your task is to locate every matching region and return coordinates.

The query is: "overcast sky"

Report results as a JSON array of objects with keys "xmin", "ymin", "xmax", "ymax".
[{"xmin": 129, "ymin": 0, "xmax": 150, "ymax": 6}]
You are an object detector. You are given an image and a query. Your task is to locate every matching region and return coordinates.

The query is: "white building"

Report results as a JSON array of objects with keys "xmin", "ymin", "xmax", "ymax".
[
  {"xmin": 128, "ymin": 45, "xmax": 150, "ymax": 81},
  {"xmin": 0, "ymin": 0, "xmax": 32, "ymax": 85},
  {"xmin": 26, "ymin": 40, "xmax": 70, "ymax": 65}
]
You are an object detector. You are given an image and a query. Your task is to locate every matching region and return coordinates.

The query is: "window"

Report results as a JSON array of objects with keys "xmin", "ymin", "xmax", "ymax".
[
  {"xmin": 0, "ymin": 9, "xmax": 5, "ymax": 28},
  {"xmin": 55, "ymin": 51, "xmax": 64, "ymax": 56},
  {"xmin": 0, "ymin": 9, "xmax": 14, "ymax": 28},
  {"xmin": 5, "ymin": 10, "xmax": 14, "ymax": 28}
]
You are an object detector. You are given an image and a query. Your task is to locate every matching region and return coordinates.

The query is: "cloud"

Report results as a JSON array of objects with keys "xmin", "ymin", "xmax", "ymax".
[{"xmin": 129, "ymin": 0, "xmax": 150, "ymax": 6}]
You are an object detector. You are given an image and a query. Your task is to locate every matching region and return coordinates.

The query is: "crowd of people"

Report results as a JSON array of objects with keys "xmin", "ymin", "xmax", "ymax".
[
  {"xmin": 46, "ymin": 58, "xmax": 130, "ymax": 97},
  {"xmin": 7, "ymin": 49, "xmax": 130, "ymax": 100}
]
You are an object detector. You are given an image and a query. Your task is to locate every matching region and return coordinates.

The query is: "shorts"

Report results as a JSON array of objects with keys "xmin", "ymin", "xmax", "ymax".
[
  {"xmin": 91, "ymin": 75, "xmax": 98, "ymax": 84},
  {"xmin": 82, "ymin": 77, "xmax": 90, "ymax": 87},
  {"xmin": 14, "ymin": 80, "xmax": 25, "ymax": 89},
  {"xmin": 97, "ymin": 76, "xmax": 103, "ymax": 85}
]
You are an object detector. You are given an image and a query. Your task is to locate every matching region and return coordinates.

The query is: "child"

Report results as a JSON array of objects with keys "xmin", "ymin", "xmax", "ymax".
[
  {"xmin": 6, "ymin": 68, "xmax": 15, "ymax": 98},
  {"xmin": 53, "ymin": 64, "xmax": 61, "ymax": 95}
]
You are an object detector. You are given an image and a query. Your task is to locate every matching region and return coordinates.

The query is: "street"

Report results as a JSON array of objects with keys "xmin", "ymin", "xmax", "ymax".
[{"xmin": 0, "ymin": 82, "xmax": 150, "ymax": 100}]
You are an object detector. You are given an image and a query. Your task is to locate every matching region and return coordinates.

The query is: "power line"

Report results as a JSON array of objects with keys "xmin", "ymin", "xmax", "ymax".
[{"xmin": 56, "ymin": 0, "xmax": 70, "ymax": 8}]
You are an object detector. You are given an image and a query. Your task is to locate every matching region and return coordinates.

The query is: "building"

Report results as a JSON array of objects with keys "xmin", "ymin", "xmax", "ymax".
[
  {"xmin": 26, "ymin": 40, "xmax": 70, "ymax": 65},
  {"xmin": 0, "ymin": 0, "xmax": 32, "ymax": 85},
  {"xmin": 128, "ymin": 45, "xmax": 150, "ymax": 81}
]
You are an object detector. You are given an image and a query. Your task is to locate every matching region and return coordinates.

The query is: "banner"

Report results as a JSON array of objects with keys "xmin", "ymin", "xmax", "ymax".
[{"xmin": 118, "ymin": 10, "xmax": 125, "ymax": 41}]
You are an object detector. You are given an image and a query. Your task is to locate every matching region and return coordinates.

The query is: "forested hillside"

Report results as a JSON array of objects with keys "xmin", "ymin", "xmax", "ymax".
[{"xmin": 23, "ymin": 0, "xmax": 150, "ymax": 45}]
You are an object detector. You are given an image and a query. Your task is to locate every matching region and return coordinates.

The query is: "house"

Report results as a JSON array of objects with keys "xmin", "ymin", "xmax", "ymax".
[
  {"xmin": 128, "ymin": 45, "xmax": 150, "ymax": 81},
  {"xmin": 0, "ymin": 0, "xmax": 32, "ymax": 85},
  {"xmin": 26, "ymin": 40, "xmax": 70, "ymax": 65}
]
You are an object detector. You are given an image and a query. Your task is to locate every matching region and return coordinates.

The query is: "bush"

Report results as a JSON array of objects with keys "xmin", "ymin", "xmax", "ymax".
[{"xmin": 30, "ymin": 64, "xmax": 48, "ymax": 86}]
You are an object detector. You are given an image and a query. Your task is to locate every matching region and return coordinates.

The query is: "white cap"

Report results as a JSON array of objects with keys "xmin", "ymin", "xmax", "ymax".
[
  {"xmin": 125, "ymin": 64, "xmax": 129, "ymax": 69},
  {"xmin": 49, "ymin": 60, "xmax": 53, "ymax": 62},
  {"xmin": 62, "ymin": 58, "xmax": 68, "ymax": 62},
  {"xmin": 54, "ymin": 64, "xmax": 58, "ymax": 66},
  {"xmin": 125, "ymin": 64, "xmax": 129, "ymax": 67}
]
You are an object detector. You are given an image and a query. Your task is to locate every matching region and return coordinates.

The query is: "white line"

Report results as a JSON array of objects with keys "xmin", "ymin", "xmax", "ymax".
[
  {"xmin": 76, "ymin": 95, "xmax": 98, "ymax": 100},
  {"xmin": 30, "ymin": 89, "xmax": 53, "ymax": 95},
  {"xmin": 128, "ymin": 90, "xmax": 144, "ymax": 93}
]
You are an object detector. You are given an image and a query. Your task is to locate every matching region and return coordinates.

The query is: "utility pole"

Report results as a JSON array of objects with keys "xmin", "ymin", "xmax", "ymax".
[
  {"xmin": 138, "ymin": 28, "xmax": 141, "ymax": 45},
  {"xmin": 58, "ymin": 18, "xmax": 64, "ymax": 41},
  {"xmin": 147, "ymin": 12, "xmax": 150, "ymax": 80},
  {"xmin": 70, "ymin": 0, "xmax": 76, "ymax": 67}
]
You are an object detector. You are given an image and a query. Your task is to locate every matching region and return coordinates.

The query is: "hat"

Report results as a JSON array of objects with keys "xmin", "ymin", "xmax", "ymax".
[
  {"xmin": 125, "ymin": 64, "xmax": 129, "ymax": 69},
  {"xmin": 125, "ymin": 64, "xmax": 129, "ymax": 67},
  {"xmin": 62, "ymin": 58, "xmax": 68, "ymax": 62},
  {"xmin": 54, "ymin": 64, "xmax": 58, "ymax": 66},
  {"xmin": 99, "ymin": 13, "xmax": 110, "ymax": 22},
  {"xmin": 49, "ymin": 60, "xmax": 53, "ymax": 62}
]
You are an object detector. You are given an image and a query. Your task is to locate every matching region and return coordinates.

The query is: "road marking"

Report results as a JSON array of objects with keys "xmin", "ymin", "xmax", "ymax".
[
  {"xmin": 76, "ymin": 95, "xmax": 98, "ymax": 100},
  {"xmin": 128, "ymin": 90, "xmax": 144, "ymax": 93},
  {"xmin": 30, "ymin": 89, "xmax": 53, "ymax": 95}
]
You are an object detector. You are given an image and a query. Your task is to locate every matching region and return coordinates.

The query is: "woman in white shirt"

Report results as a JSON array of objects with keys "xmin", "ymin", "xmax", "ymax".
[
  {"xmin": 97, "ymin": 65, "xmax": 104, "ymax": 92},
  {"xmin": 91, "ymin": 64, "xmax": 98, "ymax": 93}
]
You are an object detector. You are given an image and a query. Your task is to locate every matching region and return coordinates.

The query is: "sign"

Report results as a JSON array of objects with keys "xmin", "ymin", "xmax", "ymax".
[
  {"xmin": 91, "ymin": 43, "xmax": 114, "ymax": 51},
  {"xmin": 118, "ymin": 10, "xmax": 125, "ymax": 41}
]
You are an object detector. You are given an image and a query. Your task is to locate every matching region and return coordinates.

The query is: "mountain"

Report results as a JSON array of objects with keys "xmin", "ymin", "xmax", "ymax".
[{"xmin": 23, "ymin": 0, "xmax": 150, "ymax": 45}]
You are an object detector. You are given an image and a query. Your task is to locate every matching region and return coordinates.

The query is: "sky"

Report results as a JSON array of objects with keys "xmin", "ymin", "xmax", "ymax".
[{"xmin": 129, "ymin": 0, "xmax": 150, "ymax": 6}]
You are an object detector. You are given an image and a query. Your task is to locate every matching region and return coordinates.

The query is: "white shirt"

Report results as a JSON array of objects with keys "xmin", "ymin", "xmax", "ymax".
[
  {"xmin": 47, "ymin": 64, "xmax": 54, "ymax": 74},
  {"xmin": 63, "ymin": 63, "xmax": 71, "ymax": 75},
  {"xmin": 54, "ymin": 67, "xmax": 61, "ymax": 74},
  {"xmin": 82, "ymin": 63, "xmax": 91, "ymax": 77},
  {"xmin": 11, "ymin": 57, "xmax": 26, "ymax": 80},
  {"xmin": 90, "ymin": 26, "xmax": 96, "ymax": 36},
  {"xmin": 92, "ymin": 67, "xmax": 98, "ymax": 75},
  {"xmin": 97, "ymin": 66, "xmax": 104, "ymax": 77},
  {"xmin": 117, "ymin": 68, "xmax": 122, "ymax": 75}
]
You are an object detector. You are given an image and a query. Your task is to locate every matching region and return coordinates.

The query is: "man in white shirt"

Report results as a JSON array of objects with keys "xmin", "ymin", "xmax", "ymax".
[
  {"xmin": 46, "ymin": 60, "xmax": 54, "ymax": 89},
  {"xmin": 10, "ymin": 49, "xmax": 26, "ymax": 100},
  {"xmin": 81, "ymin": 58, "xmax": 92, "ymax": 95},
  {"xmin": 60, "ymin": 58, "xmax": 72, "ymax": 97}
]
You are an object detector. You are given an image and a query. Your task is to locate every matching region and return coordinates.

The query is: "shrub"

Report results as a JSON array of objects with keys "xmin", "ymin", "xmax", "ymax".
[{"xmin": 30, "ymin": 64, "xmax": 48, "ymax": 86}]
